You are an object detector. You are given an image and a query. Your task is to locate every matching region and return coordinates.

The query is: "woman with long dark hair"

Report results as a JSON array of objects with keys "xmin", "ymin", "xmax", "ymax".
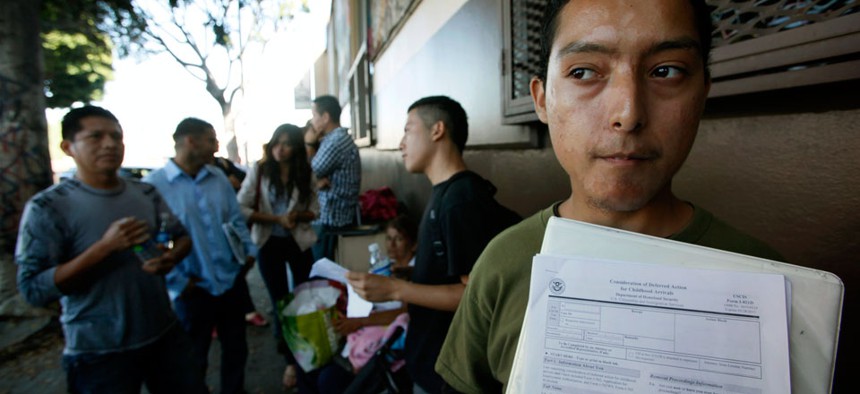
[{"xmin": 237, "ymin": 123, "xmax": 318, "ymax": 390}]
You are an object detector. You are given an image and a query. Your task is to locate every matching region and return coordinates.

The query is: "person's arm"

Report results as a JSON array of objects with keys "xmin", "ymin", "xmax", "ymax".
[
  {"xmin": 333, "ymin": 306, "xmax": 406, "ymax": 335},
  {"xmin": 225, "ymin": 177, "xmax": 259, "ymax": 261},
  {"xmin": 236, "ymin": 164, "xmax": 295, "ymax": 227},
  {"xmin": 236, "ymin": 162, "xmax": 260, "ymax": 219},
  {"xmin": 141, "ymin": 235, "xmax": 191, "ymax": 276},
  {"xmin": 310, "ymin": 136, "xmax": 339, "ymax": 178},
  {"xmin": 305, "ymin": 129, "xmax": 320, "ymax": 159},
  {"xmin": 53, "ymin": 216, "xmax": 151, "ymax": 293},
  {"xmin": 346, "ymin": 272, "xmax": 469, "ymax": 312}
]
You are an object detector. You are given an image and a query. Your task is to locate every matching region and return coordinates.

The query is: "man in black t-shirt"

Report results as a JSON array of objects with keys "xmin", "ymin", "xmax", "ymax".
[{"xmin": 347, "ymin": 96, "xmax": 519, "ymax": 393}]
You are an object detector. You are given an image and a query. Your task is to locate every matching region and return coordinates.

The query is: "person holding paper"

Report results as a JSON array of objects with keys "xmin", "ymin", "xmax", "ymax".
[
  {"xmin": 313, "ymin": 215, "xmax": 418, "ymax": 393},
  {"xmin": 347, "ymin": 96, "xmax": 521, "ymax": 393},
  {"xmin": 436, "ymin": 1, "xmax": 784, "ymax": 392},
  {"xmin": 16, "ymin": 106, "xmax": 207, "ymax": 393},
  {"xmin": 145, "ymin": 117, "xmax": 257, "ymax": 394}
]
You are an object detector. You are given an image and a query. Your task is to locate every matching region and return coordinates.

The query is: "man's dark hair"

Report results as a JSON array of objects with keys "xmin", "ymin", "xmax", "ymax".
[
  {"xmin": 173, "ymin": 117, "xmax": 214, "ymax": 141},
  {"xmin": 537, "ymin": 0, "xmax": 713, "ymax": 82},
  {"xmin": 61, "ymin": 105, "xmax": 120, "ymax": 141},
  {"xmin": 313, "ymin": 95, "xmax": 342, "ymax": 124},
  {"xmin": 407, "ymin": 96, "xmax": 469, "ymax": 153}
]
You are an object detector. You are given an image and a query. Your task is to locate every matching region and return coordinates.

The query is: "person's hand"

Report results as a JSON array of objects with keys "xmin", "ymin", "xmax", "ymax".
[
  {"xmin": 316, "ymin": 177, "xmax": 331, "ymax": 190},
  {"xmin": 101, "ymin": 217, "xmax": 150, "ymax": 252},
  {"xmin": 345, "ymin": 271, "xmax": 398, "ymax": 302},
  {"xmin": 241, "ymin": 256, "xmax": 256, "ymax": 275},
  {"xmin": 141, "ymin": 244, "xmax": 177, "ymax": 275},
  {"xmin": 333, "ymin": 311, "xmax": 363, "ymax": 336},
  {"xmin": 278, "ymin": 214, "xmax": 296, "ymax": 229}
]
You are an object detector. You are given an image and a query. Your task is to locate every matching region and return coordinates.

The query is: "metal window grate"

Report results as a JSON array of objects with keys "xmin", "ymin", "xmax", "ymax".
[
  {"xmin": 710, "ymin": 0, "xmax": 858, "ymax": 46},
  {"xmin": 510, "ymin": 0, "xmax": 545, "ymax": 100}
]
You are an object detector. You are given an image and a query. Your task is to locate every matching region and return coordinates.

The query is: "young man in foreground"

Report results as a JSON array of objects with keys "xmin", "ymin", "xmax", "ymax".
[{"xmin": 436, "ymin": 1, "xmax": 782, "ymax": 392}]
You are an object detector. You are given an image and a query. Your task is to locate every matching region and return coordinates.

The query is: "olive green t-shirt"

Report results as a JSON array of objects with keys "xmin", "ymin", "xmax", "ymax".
[{"xmin": 436, "ymin": 204, "xmax": 783, "ymax": 393}]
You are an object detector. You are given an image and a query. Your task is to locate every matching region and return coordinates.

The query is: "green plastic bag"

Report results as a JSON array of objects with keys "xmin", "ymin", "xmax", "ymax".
[{"xmin": 277, "ymin": 280, "xmax": 344, "ymax": 372}]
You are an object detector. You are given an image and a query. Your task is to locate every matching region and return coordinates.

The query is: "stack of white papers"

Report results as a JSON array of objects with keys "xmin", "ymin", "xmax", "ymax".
[{"xmin": 506, "ymin": 217, "xmax": 843, "ymax": 394}]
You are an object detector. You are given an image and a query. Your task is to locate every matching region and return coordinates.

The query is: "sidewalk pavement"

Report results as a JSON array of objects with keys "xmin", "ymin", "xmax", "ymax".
[{"xmin": 0, "ymin": 267, "xmax": 291, "ymax": 394}]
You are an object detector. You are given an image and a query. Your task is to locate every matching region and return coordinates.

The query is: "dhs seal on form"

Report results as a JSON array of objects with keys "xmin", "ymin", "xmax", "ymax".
[{"xmin": 549, "ymin": 278, "xmax": 565, "ymax": 295}]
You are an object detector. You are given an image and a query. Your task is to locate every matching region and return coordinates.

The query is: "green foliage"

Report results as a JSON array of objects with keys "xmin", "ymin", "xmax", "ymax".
[
  {"xmin": 39, "ymin": 0, "xmax": 147, "ymax": 108},
  {"xmin": 42, "ymin": 31, "xmax": 113, "ymax": 108}
]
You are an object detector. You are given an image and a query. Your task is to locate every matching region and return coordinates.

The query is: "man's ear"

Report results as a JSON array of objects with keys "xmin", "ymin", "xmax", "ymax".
[
  {"xmin": 182, "ymin": 134, "xmax": 196, "ymax": 149},
  {"xmin": 530, "ymin": 76, "xmax": 549, "ymax": 124},
  {"xmin": 60, "ymin": 140, "xmax": 74, "ymax": 157},
  {"xmin": 429, "ymin": 120, "xmax": 446, "ymax": 143}
]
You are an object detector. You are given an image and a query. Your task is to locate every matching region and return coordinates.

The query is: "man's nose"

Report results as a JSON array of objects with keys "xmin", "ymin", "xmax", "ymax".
[
  {"xmin": 606, "ymin": 71, "xmax": 646, "ymax": 133},
  {"xmin": 103, "ymin": 135, "xmax": 121, "ymax": 148}
]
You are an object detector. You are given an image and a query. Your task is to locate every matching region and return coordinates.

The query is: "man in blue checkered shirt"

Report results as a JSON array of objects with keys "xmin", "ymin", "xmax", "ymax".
[{"xmin": 309, "ymin": 95, "xmax": 362, "ymax": 260}]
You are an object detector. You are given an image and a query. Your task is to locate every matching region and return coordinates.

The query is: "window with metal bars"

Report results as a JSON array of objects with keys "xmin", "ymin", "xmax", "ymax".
[{"xmin": 502, "ymin": 0, "xmax": 860, "ymax": 122}]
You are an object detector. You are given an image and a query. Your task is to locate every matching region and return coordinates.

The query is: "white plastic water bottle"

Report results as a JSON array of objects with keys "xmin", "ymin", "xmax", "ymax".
[
  {"xmin": 155, "ymin": 212, "xmax": 172, "ymax": 248},
  {"xmin": 368, "ymin": 243, "xmax": 391, "ymax": 276}
]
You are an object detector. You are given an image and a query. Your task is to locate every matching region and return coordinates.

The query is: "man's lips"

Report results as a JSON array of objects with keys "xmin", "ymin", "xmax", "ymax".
[
  {"xmin": 97, "ymin": 153, "xmax": 120, "ymax": 161},
  {"xmin": 595, "ymin": 151, "xmax": 657, "ymax": 163}
]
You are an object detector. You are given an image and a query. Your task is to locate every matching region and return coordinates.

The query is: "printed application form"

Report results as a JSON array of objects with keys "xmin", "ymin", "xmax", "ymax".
[{"xmin": 518, "ymin": 255, "xmax": 791, "ymax": 394}]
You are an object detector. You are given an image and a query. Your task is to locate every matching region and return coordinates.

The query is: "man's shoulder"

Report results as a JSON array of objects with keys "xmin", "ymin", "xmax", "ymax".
[
  {"xmin": 679, "ymin": 206, "xmax": 785, "ymax": 262},
  {"xmin": 143, "ymin": 166, "xmax": 169, "ymax": 185},
  {"xmin": 28, "ymin": 180, "xmax": 81, "ymax": 208},
  {"xmin": 438, "ymin": 171, "xmax": 492, "ymax": 202},
  {"xmin": 124, "ymin": 177, "xmax": 159, "ymax": 195}
]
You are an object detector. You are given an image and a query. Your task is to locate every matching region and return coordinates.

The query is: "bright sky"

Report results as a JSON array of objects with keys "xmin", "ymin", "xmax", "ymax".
[{"xmin": 49, "ymin": 0, "xmax": 332, "ymax": 172}]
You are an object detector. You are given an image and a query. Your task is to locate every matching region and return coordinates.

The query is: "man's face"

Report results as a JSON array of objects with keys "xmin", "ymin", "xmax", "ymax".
[
  {"xmin": 400, "ymin": 109, "xmax": 434, "ymax": 174},
  {"xmin": 192, "ymin": 128, "xmax": 219, "ymax": 163},
  {"xmin": 532, "ymin": 0, "xmax": 710, "ymax": 213},
  {"xmin": 310, "ymin": 103, "xmax": 327, "ymax": 134},
  {"xmin": 61, "ymin": 116, "xmax": 124, "ymax": 177}
]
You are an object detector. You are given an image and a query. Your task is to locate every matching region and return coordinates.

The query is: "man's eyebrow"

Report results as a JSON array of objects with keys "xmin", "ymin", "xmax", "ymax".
[
  {"xmin": 646, "ymin": 37, "xmax": 702, "ymax": 57},
  {"xmin": 555, "ymin": 41, "xmax": 614, "ymax": 60},
  {"xmin": 555, "ymin": 37, "xmax": 702, "ymax": 59}
]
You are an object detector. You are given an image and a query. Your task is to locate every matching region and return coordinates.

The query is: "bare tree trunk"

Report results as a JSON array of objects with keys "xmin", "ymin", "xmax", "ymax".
[
  {"xmin": 0, "ymin": 0, "xmax": 55, "ymax": 317},
  {"xmin": 221, "ymin": 102, "xmax": 240, "ymax": 164}
]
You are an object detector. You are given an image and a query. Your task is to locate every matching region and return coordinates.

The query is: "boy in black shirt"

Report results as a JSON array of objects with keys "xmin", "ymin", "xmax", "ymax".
[{"xmin": 347, "ymin": 96, "xmax": 519, "ymax": 393}]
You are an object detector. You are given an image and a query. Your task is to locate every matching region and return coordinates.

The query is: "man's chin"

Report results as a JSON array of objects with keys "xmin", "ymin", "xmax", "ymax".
[{"xmin": 586, "ymin": 191, "xmax": 653, "ymax": 214}]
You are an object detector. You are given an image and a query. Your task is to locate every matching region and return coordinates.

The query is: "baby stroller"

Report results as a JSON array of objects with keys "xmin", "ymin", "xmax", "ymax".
[{"xmin": 343, "ymin": 326, "xmax": 412, "ymax": 394}]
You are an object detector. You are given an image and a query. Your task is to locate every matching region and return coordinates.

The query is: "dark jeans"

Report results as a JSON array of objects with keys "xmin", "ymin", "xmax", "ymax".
[
  {"xmin": 238, "ymin": 274, "xmax": 257, "ymax": 315},
  {"xmin": 62, "ymin": 324, "xmax": 207, "ymax": 394},
  {"xmin": 173, "ymin": 275, "xmax": 249, "ymax": 394},
  {"xmin": 257, "ymin": 235, "xmax": 313, "ymax": 363}
]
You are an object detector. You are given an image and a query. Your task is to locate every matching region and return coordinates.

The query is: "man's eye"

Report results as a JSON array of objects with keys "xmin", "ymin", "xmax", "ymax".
[
  {"xmin": 652, "ymin": 66, "xmax": 686, "ymax": 79},
  {"xmin": 570, "ymin": 68, "xmax": 597, "ymax": 80}
]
